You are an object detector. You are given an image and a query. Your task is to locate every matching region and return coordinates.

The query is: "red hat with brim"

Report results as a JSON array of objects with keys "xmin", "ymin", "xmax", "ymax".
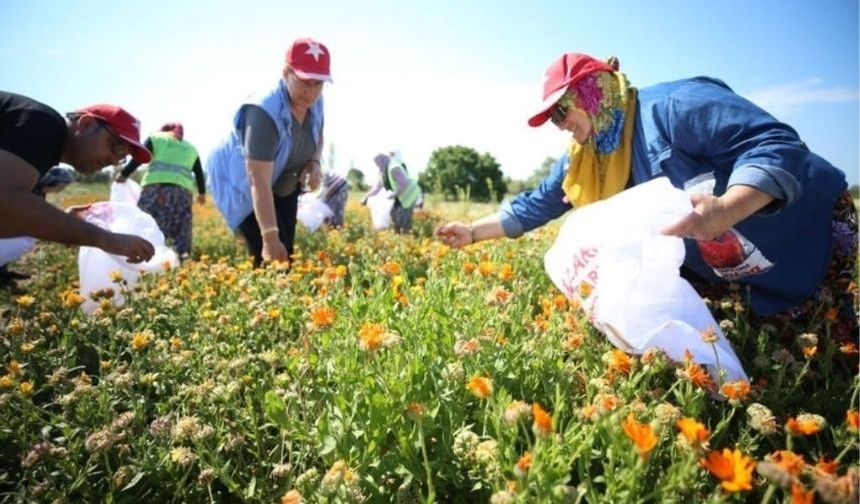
[
  {"xmin": 74, "ymin": 104, "xmax": 152, "ymax": 163},
  {"xmin": 527, "ymin": 53, "xmax": 614, "ymax": 127},
  {"xmin": 286, "ymin": 37, "xmax": 333, "ymax": 83}
]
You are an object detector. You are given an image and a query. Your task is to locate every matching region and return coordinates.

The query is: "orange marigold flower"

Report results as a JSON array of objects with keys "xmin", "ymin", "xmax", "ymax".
[
  {"xmin": 846, "ymin": 410, "xmax": 860, "ymax": 431},
  {"xmin": 699, "ymin": 448, "xmax": 756, "ymax": 493},
  {"xmin": 381, "ymin": 261, "xmax": 401, "ymax": 275},
  {"xmin": 814, "ymin": 457, "xmax": 839, "ymax": 475},
  {"xmin": 357, "ymin": 322, "xmax": 386, "ymax": 352},
  {"xmin": 801, "ymin": 346, "xmax": 817, "ymax": 358},
  {"xmin": 786, "ymin": 414, "xmax": 826, "ymax": 436},
  {"xmin": 676, "ymin": 417, "xmax": 710, "ymax": 445},
  {"xmin": 514, "ymin": 451, "xmax": 532, "ymax": 477},
  {"xmin": 281, "ymin": 489, "xmax": 302, "ymax": 504},
  {"xmin": 622, "ymin": 413, "xmax": 657, "ymax": 459},
  {"xmin": 405, "ymin": 402, "xmax": 426, "ymax": 422},
  {"xmin": 790, "ymin": 483, "xmax": 814, "ymax": 504},
  {"xmin": 466, "ymin": 376, "xmax": 493, "ymax": 399},
  {"xmin": 720, "ymin": 380, "xmax": 751, "ymax": 401},
  {"xmin": 823, "ymin": 307, "xmax": 839, "ymax": 321},
  {"xmin": 563, "ymin": 332, "xmax": 584, "ymax": 351},
  {"xmin": 532, "ymin": 403, "xmax": 553, "ymax": 436},
  {"xmin": 596, "ymin": 393, "xmax": 621, "ymax": 413},
  {"xmin": 463, "ymin": 262, "xmax": 477, "ymax": 274},
  {"xmin": 839, "ymin": 341, "xmax": 859, "ymax": 354},
  {"xmin": 768, "ymin": 450, "xmax": 805, "ymax": 477},
  {"xmin": 604, "ymin": 348, "xmax": 633, "ymax": 375},
  {"xmin": 7, "ymin": 360, "xmax": 21, "ymax": 376},
  {"xmin": 682, "ymin": 362, "xmax": 716, "ymax": 391},
  {"xmin": 310, "ymin": 306, "xmax": 336, "ymax": 328},
  {"xmin": 485, "ymin": 286, "xmax": 512, "ymax": 306},
  {"xmin": 498, "ymin": 264, "xmax": 514, "ymax": 282}
]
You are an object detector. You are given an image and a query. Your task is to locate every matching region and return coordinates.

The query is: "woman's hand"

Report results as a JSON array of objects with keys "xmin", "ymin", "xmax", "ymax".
[
  {"xmin": 300, "ymin": 160, "xmax": 322, "ymax": 191},
  {"xmin": 435, "ymin": 221, "xmax": 472, "ymax": 248},
  {"xmin": 262, "ymin": 233, "xmax": 289, "ymax": 262},
  {"xmin": 662, "ymin": 186, "xmax": 775, "ymax": 241}
]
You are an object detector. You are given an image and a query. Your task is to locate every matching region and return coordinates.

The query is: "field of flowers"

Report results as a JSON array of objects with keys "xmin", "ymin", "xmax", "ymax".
[{"xmin": 0, "ymin": 188, "xmax": 857, "ymax": 503}]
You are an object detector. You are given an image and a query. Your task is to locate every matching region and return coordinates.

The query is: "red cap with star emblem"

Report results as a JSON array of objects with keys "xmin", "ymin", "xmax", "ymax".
[
  {"xmin": 285, "ymin": 37, "xmax": 333, "ymax": 82},
  {"xmin": 73, "ymin": 104, "xmax": 152, "ymax": 162}
]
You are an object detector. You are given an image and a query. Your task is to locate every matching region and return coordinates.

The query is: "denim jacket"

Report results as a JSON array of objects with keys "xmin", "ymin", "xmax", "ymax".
[
  {"xmin": 500, "ymin": 77, "xmax": 846, "ymax": 315},
  {"xmin": 205, "ymin": 79, "xmax": 324, "ymax": 229}
]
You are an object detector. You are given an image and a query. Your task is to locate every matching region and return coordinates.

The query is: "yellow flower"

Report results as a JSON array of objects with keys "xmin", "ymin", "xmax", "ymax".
[
  {"xmin": 7, "ymin": 360, "xmax": 21, "ymax": 376},
  {"xmin": 0, "ymin": 375, "xmax": 15, "ymax": 389},
  {"xmin": 357, "ymin": 322, "xmax": 385, "ymax": 352},
  {"xmin": 131, "ymin": 332, "xmax": 152, "ymax": 351},
  {"xmin": 603, "ymin": 348, "xmax": 632, "ymax": 376},
  {"xmin": 466, "ymin": 376, "xmax": 493, "ymax": 399},
  {"xmin": 477, "ymin": 261, "xmax": 496, "ymax": 277},
  {"xmin": 19, "ymin": 381, "xmax": 34, "ymax": 396},
  {"xmin": 15, "ymin": 295, "xmax": 35, "ymax": 308},
  {"xmin": 20, "ymin": 342, "xmax": 35, "ymax": 354},
  {"xmin": 700, "ymin": 448, "xmax": 755, "ymax": 493},
  {"xmin": 676, "ymin": 417, "xmax": 710, "ymax": 446},
  {"xmin": 109, "ymin": 270, "xmax": 124, "ymax": 283}
]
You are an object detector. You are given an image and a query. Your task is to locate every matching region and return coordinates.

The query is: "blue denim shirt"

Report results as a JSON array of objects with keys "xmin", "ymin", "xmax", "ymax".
[
  {"xmin": 500, "ymin": 77, "xmax": 846, "ymax": 315},
  {"xmin": 205, "ymin": 79, "xmax": 325, "ymax": 229}
]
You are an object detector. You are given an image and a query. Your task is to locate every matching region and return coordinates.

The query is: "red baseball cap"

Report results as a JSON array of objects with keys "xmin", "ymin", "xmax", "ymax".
[
  {"xmin": 74, "ymin": 104, "xmax": 152, "ymax": 162},
  {"xmin": 285, "ymin": 37, "xmax": 333, "ymax": 82},
  {"xmin": 527, "ymin": 53, "xmax": 615, "ymax": 127}
]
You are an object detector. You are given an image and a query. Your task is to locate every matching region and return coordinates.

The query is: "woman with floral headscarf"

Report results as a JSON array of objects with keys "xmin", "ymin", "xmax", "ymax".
[{"xmin": 436, "ymin": 52, "xmax": 855, "ymax": 341}]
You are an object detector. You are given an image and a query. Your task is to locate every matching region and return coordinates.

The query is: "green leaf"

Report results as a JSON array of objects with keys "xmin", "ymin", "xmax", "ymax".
[
  {"xmin": 319, "ymin": 435, "xmax": 337, "ymax": 456},
  {"xmin": 264, "ymin": 390, "xmax": 289, "ymax": 428}
]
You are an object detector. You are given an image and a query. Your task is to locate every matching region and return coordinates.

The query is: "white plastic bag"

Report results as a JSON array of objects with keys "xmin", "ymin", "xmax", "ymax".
[
  {"xmin": 109, "ymin": 179, "xmax": 142, "ymax": 204},
  {"xmin": 296, "ymin": 193, "xmax": 334, "ymax": 233},
  {"xmin": 367, "ymin": 190, "xmax": 395, "ymax": 231},
  {"xmin": 78, "ymin": 199, "xmax": 178, "ymax": 314},
  {"xmin": 544, "ymin": 178, "xmax": 748, "ymax": 383},
  {"xmin": 0, "ymin": 236, "xmax": 37, "ymax": 266}
]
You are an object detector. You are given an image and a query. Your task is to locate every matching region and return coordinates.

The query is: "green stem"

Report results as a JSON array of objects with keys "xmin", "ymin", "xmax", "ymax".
[{"xmin": 417, "ymin": 422, "xmax": 436, "ymax": 503}]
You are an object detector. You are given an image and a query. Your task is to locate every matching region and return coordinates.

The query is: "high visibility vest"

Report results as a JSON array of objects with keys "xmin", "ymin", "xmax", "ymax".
[
  {"xmin": 142, "ymin": 132, "xmax": 199, "ymax": 191},
  {"xmin": 387, "ymin": 159, "xmax": 421, "ymax": 208}
]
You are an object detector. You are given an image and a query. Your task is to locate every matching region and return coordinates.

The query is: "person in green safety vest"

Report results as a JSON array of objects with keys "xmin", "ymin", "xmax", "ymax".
[
  {"xmin": 116, "ymin": 123, "xmax": 206, "ymax": 259},
  {"xmin": 363, "ymin": 151, "xmax": 423, "ymax": 233}
]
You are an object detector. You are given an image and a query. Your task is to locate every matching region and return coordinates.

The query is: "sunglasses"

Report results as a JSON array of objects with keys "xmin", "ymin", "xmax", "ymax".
[
  {"xmin": 97, "ymin": 121, "xmax": 131, "ymax": 157},
  {"xmin": 550, "ymin": 102, "xmax": 569, "ymax": 127}
]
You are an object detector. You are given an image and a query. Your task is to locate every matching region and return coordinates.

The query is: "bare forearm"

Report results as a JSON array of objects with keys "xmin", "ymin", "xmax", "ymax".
[
  {"xmin": 0, "ymin": 191, "xmax": 109, "ymax": 246},
  {"xmin": 470, "ymin": 214, "xmax": 506, "ymax": 243},
  {"xmin": 246, "ymin": 160, "xmax": 278, "ymax": 230},
  {"xmin": 719, "ymin": 184, "xmax": 775, "ymax": 227}
]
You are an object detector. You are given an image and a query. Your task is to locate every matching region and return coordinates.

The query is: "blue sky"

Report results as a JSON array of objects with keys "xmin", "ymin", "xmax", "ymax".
[{"xmin": 2, "ymin": 0, "xmax": 858, "ymax": 185}]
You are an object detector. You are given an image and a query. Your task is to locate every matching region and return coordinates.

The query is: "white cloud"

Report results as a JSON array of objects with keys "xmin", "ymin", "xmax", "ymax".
[{"xmin": 744, "ymin": 78, "xmax": 859, "ymax": 118}]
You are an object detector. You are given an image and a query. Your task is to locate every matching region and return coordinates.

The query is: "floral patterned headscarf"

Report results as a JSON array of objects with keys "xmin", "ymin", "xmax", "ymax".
[{"xmin": 557, "ymin": 60, "xmax": 637, "ymax": 207}]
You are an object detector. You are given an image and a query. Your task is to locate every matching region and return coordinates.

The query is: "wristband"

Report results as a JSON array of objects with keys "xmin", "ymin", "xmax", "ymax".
[{"xmin": 261, "ymin": 226, "xmax": 279, "ymax": 236}]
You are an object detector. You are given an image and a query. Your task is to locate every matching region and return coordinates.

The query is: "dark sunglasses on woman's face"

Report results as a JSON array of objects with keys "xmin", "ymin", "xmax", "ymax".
[
  {"xmin": 97, "ymin": 121, "xmax": 130, "ymax": 157},
  {"xmin": 550, "ymin": 103, "xmax": 568, "ymax": 126}
]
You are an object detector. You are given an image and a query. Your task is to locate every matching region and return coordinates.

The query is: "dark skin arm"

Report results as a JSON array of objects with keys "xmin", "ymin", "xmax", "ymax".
[{"xmin": 0, "ymin": 149, "xmax": 155, "ymax": 263}]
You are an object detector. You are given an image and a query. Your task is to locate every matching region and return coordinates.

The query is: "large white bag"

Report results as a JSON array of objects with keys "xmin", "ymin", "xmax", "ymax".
[
  {"xmin": 367, "ymin": 190, "xmax": 395, "ymax": 231},
  {"xmin": 544, "ymin": 178, "xmax": 748, "ymax": 383},
  {"xmin": 109, "ymin": 179, "xmax": 142, "ymax": 204},
  {"xmin": 296, "ymin": 193, "xmax": 334, "ymax": 233},
  {"xmin": 78, "ymin": 183, "xmax": 178, "ymax": 314}
]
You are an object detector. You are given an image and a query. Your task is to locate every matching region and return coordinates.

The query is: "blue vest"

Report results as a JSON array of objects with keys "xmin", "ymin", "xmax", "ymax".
[{"xmin": 205, "ymin": 79, "xmax": 324, "ymax": 229}]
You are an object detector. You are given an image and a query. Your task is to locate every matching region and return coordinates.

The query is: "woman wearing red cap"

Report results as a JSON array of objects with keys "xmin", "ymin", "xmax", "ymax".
[
  {"xmin": 436, "ymin": 53, "xmax": 855, "ymax": 340},
  {"xmin": 116, "ymin": 123, "xmax": 206, "ymax": 259},
  {"xmin": 205, "ymin": 38, "xmax": 332, "ymax": 266},
  {"xmin": 0, "ymin": 91, "xmax": 156, "ymax": 265}
]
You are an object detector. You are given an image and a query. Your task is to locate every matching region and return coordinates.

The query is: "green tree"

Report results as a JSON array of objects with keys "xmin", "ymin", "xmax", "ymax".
[
  {"xmin": 347, "ymin": 167, "xmax": 369, "ymax": 192},
  {"xmin": 506, "ymin": 156, "xmax": 558, "ymax": 194},
  {"xmin": 419, "ymin": 145, "xmax": 507, "ymax": 202}
]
